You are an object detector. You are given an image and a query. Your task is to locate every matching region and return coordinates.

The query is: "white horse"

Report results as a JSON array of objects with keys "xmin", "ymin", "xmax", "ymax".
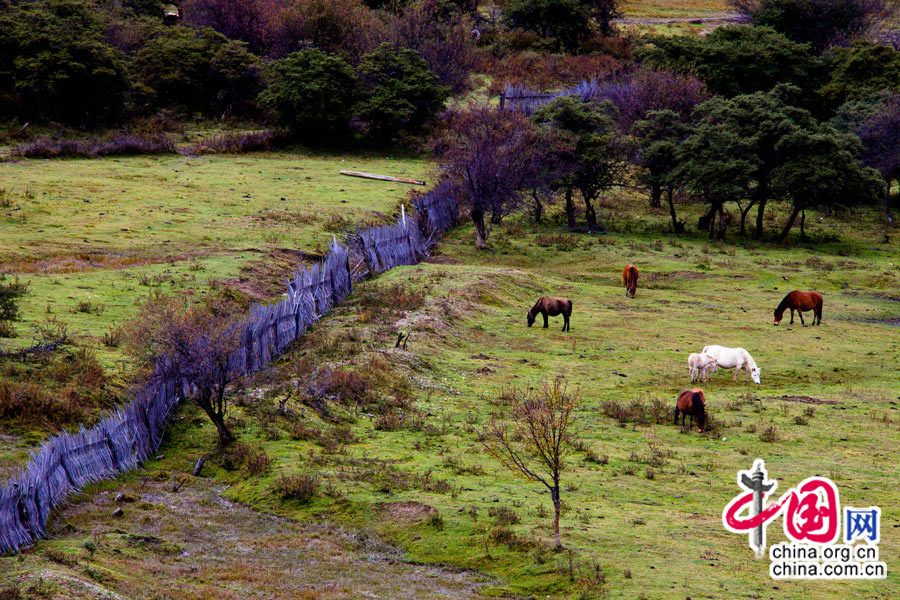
[
  {"xmin": 701, "ymin": 345, "xmax": 761, "ymax": 384},
  {"xmin": 688, "ymin": 352, "xmax": 718, "ymax": 383}
]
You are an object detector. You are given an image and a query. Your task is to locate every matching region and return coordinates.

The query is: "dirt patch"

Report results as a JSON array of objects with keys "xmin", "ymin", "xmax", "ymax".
[
  {"xmin": 226, "ymin": 248, "xmax": 322, "ymax": 300},
  {"xmin": 645, "ymin": 270, "xmax": 710, "ymax": 281},
  {"xmin": 2, "ymin": 479, "xmax": 491, "ymax": 599},
  {"xmin": 0, "ymin": 249, "xmax": 204, "ymax": 275},
  {"xmin": 772, "ymin": 395, "xmax": 838, "ymax": 405},
  {"xmin": 375, "ymin": 501, "xmax": 438, "ymax": 525}
]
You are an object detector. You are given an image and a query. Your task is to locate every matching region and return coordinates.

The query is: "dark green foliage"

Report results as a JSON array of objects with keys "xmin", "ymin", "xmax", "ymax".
[
  {"xmin": 733, "ymin": 0, "xmax": 886, "ymax": 50},
  {"xmin": 356, "ymin": 44, "xmax": 449, "ymax": 140},
  {"xmin": 505, "ymin": 0, "xmax": 593, "ymax": 52},
  {"xmin": 504, "ymin": 0, "xmax": 621, "ymax": 51},
  {"xmin": 0, "ymin": 0, "xmax": 130, "ymax": 126},
  {"xmin": 632, "ymin": 109, "xmax": 689, "ymax": 231},
  {"xmin": 130, "ymin": 26, "xmax": 262, "ymax": 117},
  {"xmin": 257, "ymin": 49, "xmax": 359, "ymax": 140},
  {"xmin": 680, "ymin": 86, "xmax": 820, "ymax": 238},
  {"xmin": 639, "ymin": 25, "xmax": 824, "ymax": 101},
  {"xmin": 0, "ymin": 275, "xmax": 28, "ymax": 336},
  {"xmin": 533, "ymin": 97, "xmax": 628, "ymax": 231},
  {"xmin": 771, "ymin": 127, "xmax": 883, "ymax": 241},
  {"xmin": 821, "ymin": 43, "xmax": 900, "ymax": 106}
]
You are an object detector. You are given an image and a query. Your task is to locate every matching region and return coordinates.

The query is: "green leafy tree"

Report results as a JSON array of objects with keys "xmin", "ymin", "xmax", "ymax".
[
  {"xmin": 258, "ymin": 49, "xmax": 359, "ymax": 139},
  {"xmin": 532, "ymin": 97, "xmax": 629, "ymax": 231},
  {"xmin": 821, "ymin": 43, "xmax": 900, "ymax": 106},
  {"xmin": 676, "ymin": 119, "xmax": 755, "ymax": 240},
  {"xmin": 0, "ymin": 0, "xmax": 129, "ymax": 126},
  {"xmin": 730, "ymin": 0, "xmax": 891, "ymax": 51},
  {"xmin": 130, "ymin": 26, "xmax": 261, "ymax": 117},
  {"xmin": 632, "ymin": 109, "xmax": 689, "ymax": 232},
  {"xmin": 688, "ymin": 87, "xmax": 819, "ymax": 238},
  {"xmin": 505, "ymin": 0, "xmax": 592, "ymax": 52},
  {"xmin": 640, "ymin": 25, "xmax": 824, "ymax": 102},
  {"xmin": 0, "ymin": 275, "xmax": 28, "ymax": 339},
  {"xmin": 356, "ymin": 44, "xmax": 449, "ymax": 141},
  {"xmin": 771, "ymin": 128, "xmax": 883, "ymax": 242}
]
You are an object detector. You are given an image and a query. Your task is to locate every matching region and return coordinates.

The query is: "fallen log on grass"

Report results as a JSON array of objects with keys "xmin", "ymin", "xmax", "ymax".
[{"xmin": 339, "ymin": 170, "xmax": 425, "ymax": 186}]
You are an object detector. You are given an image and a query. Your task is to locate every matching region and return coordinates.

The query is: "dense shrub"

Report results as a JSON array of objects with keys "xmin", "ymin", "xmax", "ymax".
[
  {"xmin": 268, "ymin": 0, "xmax": 387, "ymax": 60},
  {"xmin": 13, "ymin": 134, "xmax": 176, "ymax": 159},
  {"xmin": 390, "ymin": 0, "xmax": 477, "ymax": 94},
  {"xmin": 258, "ymin": 49, "xmax": 359, "ymax": 140},
  {"xmin": 130, "ymin": 26, "xmax": 262, "ymax": 118},
  {"xmin": 0, "ymin": 0, "xmax": 129, "ymax": 126},
  {"xmin": 639, "ymin": 25, "xmax": 825, "ymax": 101},
  {"xmin": 274, "ymin": 473, "xmax": 319, "ymax": 502},
  {"xmin": 356, "ymin": 44, "xmax": 450, "ymax": 140},
  {"xmin": 730, "ymin": 0, "xmax": 892, "ymax": 50},
  {"xmin": 187, "ymin": 130, "xmax": 284, "ymax": 155},
  {"xmin": 0, "ymin": 348, "xmax": 111, "ymax": 428}
]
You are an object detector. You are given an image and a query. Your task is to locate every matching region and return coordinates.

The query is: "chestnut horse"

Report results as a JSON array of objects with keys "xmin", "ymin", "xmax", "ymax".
[
  {"xmin": 774, "ymin": 290, "xmax": 823, "ymax": 326},
  {"xmin": 622, "ymin": 264, "xmax": 639, "ymax": 298},
  {"xmin": 527, "ymin": 297, "xmax": 573, "ymax": 332},
  {"xmin": 674, "ymin": 388, "xmax": 707, "ymax": 432}
]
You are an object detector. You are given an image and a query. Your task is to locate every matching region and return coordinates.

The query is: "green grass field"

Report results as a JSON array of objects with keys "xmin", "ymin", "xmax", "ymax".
[
  {"xmin": 3, "ymin": 179, "xmax": 895, "ymax": 597},
  {"xmin": 0, "ymin": 151, "xmax": 429, "ymax": 360}
]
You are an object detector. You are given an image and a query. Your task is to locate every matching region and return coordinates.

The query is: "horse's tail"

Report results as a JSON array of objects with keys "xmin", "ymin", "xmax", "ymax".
[{"xmin": 567, "ymin": 299, "xmax": 573, "ymax": 315}]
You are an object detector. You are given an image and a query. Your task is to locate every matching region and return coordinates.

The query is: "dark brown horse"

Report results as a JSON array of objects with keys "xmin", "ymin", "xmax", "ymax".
[
  {"xmin": 774, "ymin": 290, "xmax": 823, "ymax": 326},
  {"xmin": 674, "ymin": 388, "xmax": 707, "ymax": 432},
  {"xmin": 622, "ymin": 264, "xmax": 639, "ymax": 298},
  {"xmin": 527, "ymin": 297, "xmax": 573, "ymax": 332}
]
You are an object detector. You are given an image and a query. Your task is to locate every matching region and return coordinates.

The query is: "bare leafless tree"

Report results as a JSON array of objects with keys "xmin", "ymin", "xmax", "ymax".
[
  {"xmin": 483, "ymin": 376, "xmax": 581, "ymax": 548},
  {"xmin": 127, "ymin": 296, "xmax": 246, "ymax": 447}
]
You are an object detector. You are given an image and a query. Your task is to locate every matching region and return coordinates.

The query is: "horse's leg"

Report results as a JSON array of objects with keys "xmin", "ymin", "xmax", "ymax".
[
  {"xmin": 689, "ymin": 414, "xmax": 694, "ymax": 429},
  {"xmin": 674, "ymin": 407, "xmax": 679, "ymax": 426},
  {"xmin": 799, "ymin": 310, "xmax": 805, "ymax": 326},
  {"xmin": 542, "ymin": 312, "xmax": 548, "ymax": 329},
  {"xmin": 789, "ymin": 308, "xmax": 795, "ymax": 324},
  {"xmin": 733, "ymin": 367, "xmax": 739, "ymax": 381}
]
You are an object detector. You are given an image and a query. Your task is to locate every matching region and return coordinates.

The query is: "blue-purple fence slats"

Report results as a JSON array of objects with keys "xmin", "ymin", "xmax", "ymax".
[{"xmin": 0, "ymin": 191, "xmax": 456, "ymax": 554}]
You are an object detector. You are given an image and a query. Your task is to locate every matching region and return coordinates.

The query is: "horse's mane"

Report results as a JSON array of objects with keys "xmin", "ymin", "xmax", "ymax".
[
  {"xmin": 741, "ymin": 349, "xmax": 757, "ymax": 370},
  {"xmin": 774, "ymin": 293, "xmax": 793, "ymax": 316}
]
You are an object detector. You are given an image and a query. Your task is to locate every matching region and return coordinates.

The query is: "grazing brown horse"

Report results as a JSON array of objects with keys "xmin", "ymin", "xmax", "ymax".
[
  {"xmin": 774, "ymin": 290, "xmax": 823, "ymax": 326},
  {"xmin": 527, "ymin": 297, "xmax": 573, "ymax": 332},
  {"xmin": 674, "ymin": 388, "xmax": 707, "ymax": 432},
  {"xmin": 622, "ymin": 264, "xmax": 639, "ymax": 298}
]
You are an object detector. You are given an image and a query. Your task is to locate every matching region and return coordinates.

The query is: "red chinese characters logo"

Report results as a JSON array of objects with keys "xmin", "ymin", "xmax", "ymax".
[{"xmin": 723, "ymin": 460, "xmax": 841, "ymax": 556}]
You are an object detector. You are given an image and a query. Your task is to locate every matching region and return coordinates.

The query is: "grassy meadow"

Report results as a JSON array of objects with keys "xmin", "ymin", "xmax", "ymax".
[
  {"xmin": 0, "ymin": 151, "xmax": 429, "ymax": 360},
  {"xmin": 3, "ymin": 179, "xmax": 896, "ymax": 597}
]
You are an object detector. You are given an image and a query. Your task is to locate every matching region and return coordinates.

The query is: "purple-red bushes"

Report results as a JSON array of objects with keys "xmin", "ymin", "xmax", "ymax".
[{"xmin": 13, "ymin": 134, "xmax": 176, "ymax": 159}]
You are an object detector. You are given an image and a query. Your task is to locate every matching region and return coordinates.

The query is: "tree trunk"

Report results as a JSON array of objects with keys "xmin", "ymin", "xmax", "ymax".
[
  {"xmin": 799, "ymin": 209, "xmax": 807, "ymax": 241},
  {"xmin": 753, "ymin": 178, "xmax": 769, "ymax": 240},
  {"xmin": 754, "ymin": 198, "xmax": 767, "ymax": 240},
  {"xmin": 716, "ymin": 203, "xmax": 727, "ymax": 241},
  {"xmin": 532, "ymin": 191, "xmax": 543, "ymax": 223},
  {"xmin": 884, "ymin": 176, "xmax": 894, "ymax": 225},
  {"xmin": 666, "ymin": 185, "xmax": 683, "ymax": 233},
  {"xmin": 472, "ymin": 208, "xmax": 489, "ymax": 249},
  {"xmin": 738, "ymin": 199, "xmax": 756, "ymax": 236},
  {"xmin": 564, "ymin": 188, "xmax": 576, "ymax": 229},
  {"xmin": 777, "ymin": 205, "xmax": 802, "ymax": 244},
  {"xmin": 583, "ymin": 197, "xmax": 598, "ymax": 230},
  {"xmin": 650, "ymin": 182, "xmax": 662, "ymax": 208},
  {"xmin": 551, "ymin": 486, "xmax": 561, "ymax": 548},
  {"xmin": 198, "ymin": 400, "xmax": 233, "ymax": 447}
]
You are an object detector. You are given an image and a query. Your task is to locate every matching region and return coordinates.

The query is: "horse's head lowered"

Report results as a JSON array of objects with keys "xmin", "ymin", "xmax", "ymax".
[
  {"xmin": 751, "ymin": 367, "xmax": 761, "ymax": 385},
  {"xmin": 526, "ymin": 310, "xmax": 535, "ymax": 327},
  {"xmin": 773, "ymin": 308, "xmax": 784, "ymax": 325},
  {"xmin": 693, "ymin": 391, "xmax": 707, "ymax": 432}
]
